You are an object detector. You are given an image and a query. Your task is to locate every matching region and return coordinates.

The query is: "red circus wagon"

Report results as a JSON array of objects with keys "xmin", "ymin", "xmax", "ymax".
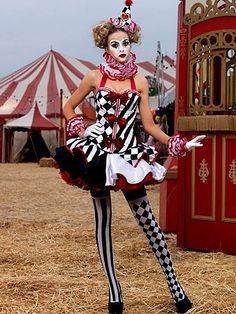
[{"xmin": 175, "ymin": 0, "xmax": 236, "ymax": 254}]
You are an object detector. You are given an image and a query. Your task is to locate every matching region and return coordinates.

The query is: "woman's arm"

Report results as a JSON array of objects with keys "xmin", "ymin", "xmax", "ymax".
[
  {"xmin": 137, "ymin": 75, "xmax": 206, "ymax": 155},
  {"xmin": 137, "ymin": 76, "xmax": 170, "ymax": 145},
  {"xmin": 63, "ymin": 70, "xmax": 98, "ymax": 120}
]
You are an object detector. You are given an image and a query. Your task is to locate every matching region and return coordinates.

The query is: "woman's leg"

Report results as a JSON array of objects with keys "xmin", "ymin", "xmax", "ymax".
[
  {"xmin": 90, "ymin": 189, "xmax": 123, "ymax": 309},
  {"xmin": 123, "ymin": 187, "xmax": 191, "ymax": 312}
]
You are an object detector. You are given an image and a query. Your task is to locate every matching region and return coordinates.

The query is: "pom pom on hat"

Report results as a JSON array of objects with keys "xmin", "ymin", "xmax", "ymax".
[{"xmin": 125, "ymin": 0, "xmax": 133, "ymax": 6}]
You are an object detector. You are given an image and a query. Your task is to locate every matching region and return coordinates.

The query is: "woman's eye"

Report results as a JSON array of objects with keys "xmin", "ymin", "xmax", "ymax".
[
  {"xmin": 123, "ymin": 40, "xmax": 130, "ymax": 47},
  {"xmin": 111, "ymin": 43, "xmax": 119, "ymax": 48}
]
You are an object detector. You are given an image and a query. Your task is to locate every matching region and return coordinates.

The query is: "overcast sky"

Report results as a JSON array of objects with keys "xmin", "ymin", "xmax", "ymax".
[{"xmin": 0, "ymin": 0, "xmax": 179, "ymax": 77}]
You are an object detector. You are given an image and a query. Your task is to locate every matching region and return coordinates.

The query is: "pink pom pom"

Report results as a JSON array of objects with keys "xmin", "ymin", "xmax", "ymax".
[{"xmin": 125, "ymin": 0, "xmax": 133, "ymax": 7}]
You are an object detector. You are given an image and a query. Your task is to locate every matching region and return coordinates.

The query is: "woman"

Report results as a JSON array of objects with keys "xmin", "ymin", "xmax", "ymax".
[{"xmin": 55, "ymin": 1, "xmax": 205, "ymax": 313}]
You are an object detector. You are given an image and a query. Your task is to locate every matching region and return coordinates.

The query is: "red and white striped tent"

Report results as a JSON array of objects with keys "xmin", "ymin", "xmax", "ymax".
[
  {"xmin": 138, "ymin": 55, "xmax": 176, "ymax": 93},
  {"xmin": 0, "ymin": 50, "xmax": 176, "ymax": 162},
  {"xmin": 0, "ymin": 50, "xmax": 97, "ymax": 120},
  {"xmin": 2, "ymin": 103, "xmax": 60, "ymax": 162},
  {"xmin": 4, "ymin": 102, "xmax": 59, "ymax": 130},
  {"xmin": 137, "ymin": 55, "xmax": 176, "ymax": 109},
  {"xmin": 0, "ymin": 50, "xmax": 176, "ymax": 120}
]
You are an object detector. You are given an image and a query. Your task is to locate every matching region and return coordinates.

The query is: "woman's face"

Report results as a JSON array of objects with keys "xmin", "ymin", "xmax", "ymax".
[{"xmin": 107, "ymin": 31, "xmax": 131, "ymax": 63}]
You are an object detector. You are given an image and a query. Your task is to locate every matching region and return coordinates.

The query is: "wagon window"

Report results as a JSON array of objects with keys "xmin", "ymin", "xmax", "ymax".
[{"xmin": 189, "ymin": 31, "xmax": 236, "ymax": 115}]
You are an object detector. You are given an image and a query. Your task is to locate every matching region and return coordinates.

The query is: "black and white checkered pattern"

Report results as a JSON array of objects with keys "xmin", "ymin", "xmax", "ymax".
[
  {"xmin": 66, "ymin": 89, "xmax": 158, "ymax": 168},
  {"xmin": 120, "ymin": 143, "xmax": 157, "ymax": 166},
  {"xmin": 125, "ymin": 193, "xmax": 185, "ymax": 303}
]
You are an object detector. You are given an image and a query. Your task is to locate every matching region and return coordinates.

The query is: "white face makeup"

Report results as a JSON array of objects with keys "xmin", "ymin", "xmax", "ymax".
[{"xmin": 107, "ymin": 32, "xmax": 131, "ymax": 63}]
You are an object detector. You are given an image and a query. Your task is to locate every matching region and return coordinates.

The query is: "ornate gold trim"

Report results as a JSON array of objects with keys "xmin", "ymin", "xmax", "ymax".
[
  {"xmin": 188, "ymin": 31, "xmax": 236, "ymax": 115},
  {"xmin": 178, "ymin": 96, "xmax": 185, "ymax": 116},
  {"xmin": 178, "ymin": 115, "xmax": 236, "ymax": 131},
  {"xmin": 180, "ymin": 28, "xmax": 188, "ymax": 59},
  {"xmin": 222, "ymin": 136, "xmax": 236, "ymax": 223},
  {"xmin": 192, "ymin": 135, "xmax": 216, "ymax": 221},
  {"xmin": 184, "ymin": 0, "xmax": 236, "ymax": 26},
  {"xmin": 199, "ymin": 158, "xmax": 209, "ymax": 183},
  {"xmin": 190, "ymin": 30, "xmax": 236, "ymax": 59},
  {"xmin": 229, "ymin": 160, "xmax": 236, "ymax": 184}
]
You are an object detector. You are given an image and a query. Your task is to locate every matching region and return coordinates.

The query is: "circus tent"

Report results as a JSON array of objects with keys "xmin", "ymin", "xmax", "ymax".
[
  {"xmin": 0, "ymin": 50, "xmax": 176, "ymax": 119},
  {"xmin": 4, "ymin": 102, "xmax": 59, "ymax": 130},
  {"xmin": 0, "ymin": 49, "xmax": 176, "ymax": 162},
  {"xmin": 0, "ymin": 50, "xmax": 97, "ymax": 119},
  {"xmin": 138, "ymin": 55, "xmax": 176, "ymax": 93},
  {"xmin": 2, "ymin": 103, "xmax": 60, "ymax": 162},
  {"xmin": 138, "ymin": 55, "xmax": 176, "ymax": 109}
]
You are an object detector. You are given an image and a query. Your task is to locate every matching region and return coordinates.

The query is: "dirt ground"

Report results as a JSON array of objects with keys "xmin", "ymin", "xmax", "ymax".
[{"xmin": 0, "ymin": 163, "xmax": 235, "ymax": 314}]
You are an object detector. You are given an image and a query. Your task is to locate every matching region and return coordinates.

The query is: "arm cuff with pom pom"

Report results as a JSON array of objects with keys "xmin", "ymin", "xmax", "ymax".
[
  {"xmin": 66, "ymin": 115, "xmax": 88, "ymax": 138},
  {"xmin": 167, "ymin": 134, "xmax": 188, "ymax": 157}
]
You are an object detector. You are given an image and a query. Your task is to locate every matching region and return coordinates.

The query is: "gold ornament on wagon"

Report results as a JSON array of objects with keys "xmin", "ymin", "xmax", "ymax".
[
  {"xmin": 229, "ymin": 160, "xmax": 236, "ymax": 185},
  {"xmin": 198, "ymin": 158, "xmax": 209, "ymax": 183}
]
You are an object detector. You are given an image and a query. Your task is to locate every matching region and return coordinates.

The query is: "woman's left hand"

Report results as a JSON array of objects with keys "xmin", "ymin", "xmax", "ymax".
[{"xmin": 185, "ymin": 135, "xmax": 206, "ymax": 151}]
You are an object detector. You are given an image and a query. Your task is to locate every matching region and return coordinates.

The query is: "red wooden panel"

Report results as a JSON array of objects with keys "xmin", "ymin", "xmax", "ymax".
[
  {"xmin": 221, "ymin": 136, "xmax": 236, "ymax": 254},
  {"xmin": 178, "ymin": 133, "xmax": 236, "ymax": 254},
  {"xmin": 192, "ymin": 136, "xmax": 215, "ymax": 219},
  {"xmin": 180, "ymin": 134, "xmax": 220, "ymax": 252},
  {"xmin": 191, "ymin": 17, "xmax": 236, "ymax": 39},
  {"xmin": 222, "ymin": 136, "xmax": 236, "ymax": 222}
]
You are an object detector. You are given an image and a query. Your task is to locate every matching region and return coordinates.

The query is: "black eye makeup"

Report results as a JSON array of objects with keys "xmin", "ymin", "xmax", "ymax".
[
  {"xmin": 122, "ymin": 39, "xmax": 130, "ymax": 46},
  {"xmin": 110, "ymin": 42, "xmax": 119, "ymax": 49},
  {"xmin": 109, "ymin": 38, "xmax": 130, "ymax": 49}
]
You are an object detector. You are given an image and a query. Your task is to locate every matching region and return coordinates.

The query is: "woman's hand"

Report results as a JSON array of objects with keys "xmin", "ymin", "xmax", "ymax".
[
  {"xmin": 185, "ymin": 135, "xmax": 206, "ymax": 151},
  {"xmin": 167, "ymin": 134, "xmax": 206, "ymax": 157},
  {"xmin": 81, "ymin": 122, "xmax": 105, "ymax": 138}
]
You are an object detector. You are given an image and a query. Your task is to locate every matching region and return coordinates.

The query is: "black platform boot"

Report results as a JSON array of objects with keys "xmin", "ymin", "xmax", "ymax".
[
  {"xmin": 108, "ymin": 301, "xmax": 124, "ymax": 314},
  {"xmin": 175, "ymin": 295, "xmax": 192, "ymax": 313},
  {"xmin": 108, "ymin": 284, "xmax": 124, "ymax": 314}
]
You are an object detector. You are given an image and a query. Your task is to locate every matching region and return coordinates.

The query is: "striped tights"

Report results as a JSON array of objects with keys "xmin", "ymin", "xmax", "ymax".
[{"xmin": 91, "ymin": 187, "xmax": 186, "ymax": 304}]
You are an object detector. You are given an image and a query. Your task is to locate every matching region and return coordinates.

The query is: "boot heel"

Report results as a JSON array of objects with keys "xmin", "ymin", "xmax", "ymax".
[
  {"xmin": 108, "ymin": 301, "xmax": 124, "ymax": 314},
  {"xmin": 175, "ymin": 295, "xmax": 192, "ymax": 313}
]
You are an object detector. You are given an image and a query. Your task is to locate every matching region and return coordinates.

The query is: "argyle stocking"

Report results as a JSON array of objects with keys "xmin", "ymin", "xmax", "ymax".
[
  {"xmin": 123, "ymin": 187, "xmax": 186, "ymax": 304},
  {"xmin": 91, "ymin": 190, "xmax": 123, "ymax": 304}
]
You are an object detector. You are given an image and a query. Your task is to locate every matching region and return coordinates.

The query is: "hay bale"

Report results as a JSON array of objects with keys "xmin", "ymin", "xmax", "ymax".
[{"xmin": 39, "ymin": 157, "xmax": 55, "ymax": 167}]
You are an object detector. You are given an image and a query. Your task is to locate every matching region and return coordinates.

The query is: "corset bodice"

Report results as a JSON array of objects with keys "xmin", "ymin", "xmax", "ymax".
[{"xmin": 94, "ymin": 87, "xmax": 140, "ymax": 153}]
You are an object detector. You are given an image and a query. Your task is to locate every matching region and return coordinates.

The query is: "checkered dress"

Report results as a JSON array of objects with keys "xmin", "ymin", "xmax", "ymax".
[{"xmin": 62, "ymin": 77, "xmax": 166, "ymax": 190}]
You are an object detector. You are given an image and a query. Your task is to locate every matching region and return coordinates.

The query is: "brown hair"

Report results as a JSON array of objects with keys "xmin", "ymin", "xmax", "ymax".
[{"xmin": 92, "ymin": 20, "xmax": 141, "ymax": 49}]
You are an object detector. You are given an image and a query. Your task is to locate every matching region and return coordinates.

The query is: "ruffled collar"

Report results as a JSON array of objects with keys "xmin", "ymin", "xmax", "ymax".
[{"xmin": 99, "ymin": 52, "xmax": 138, "ymax": 81}]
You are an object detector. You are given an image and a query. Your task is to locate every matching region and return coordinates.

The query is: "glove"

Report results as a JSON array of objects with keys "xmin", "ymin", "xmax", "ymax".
[
  {"xmin": 186, "ymin": 135, "xmax": 206, "ymax": 151},
  {"xmin": 167, "ymin": 134, "xmax": 206, "ymax": 157},
  {"xmin": 82, "ymin": 122, "xmax": 105, "ymax": 138},
  {"xmin": 66, "ymin": 115, "xmax": 87, "ymax": 138}
]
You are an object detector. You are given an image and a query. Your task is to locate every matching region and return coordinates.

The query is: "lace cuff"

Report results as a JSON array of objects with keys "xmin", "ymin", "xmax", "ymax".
[
  {"xmin": 167, "ymin": 134, "xmax": 188, "ymax": 157},
  {"xmin": 66, "ymin": 115, "xmax": 88, "ymax": 138}
]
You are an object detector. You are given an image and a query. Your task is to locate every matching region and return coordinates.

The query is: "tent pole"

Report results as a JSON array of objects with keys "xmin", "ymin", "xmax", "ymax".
[
  {"xmin": 9, "ymin": 130, "xmax": 14, "ymax": 162},
  {"xmin": 2, "ymin": 127, "xmax": 6, "ymax": 163},
  {"xmin": 29, "ymin": 133, "xmax": 39, "ymax": 163},
  {"xmin": 59, "ymin": 89, "xmax": 64, "ymax": 146}
]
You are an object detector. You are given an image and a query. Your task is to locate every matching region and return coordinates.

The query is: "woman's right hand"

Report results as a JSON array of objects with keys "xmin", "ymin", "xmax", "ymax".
[{"xmin": 82, "ymin": 122, "xmax": 105, "ymax": 138}]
